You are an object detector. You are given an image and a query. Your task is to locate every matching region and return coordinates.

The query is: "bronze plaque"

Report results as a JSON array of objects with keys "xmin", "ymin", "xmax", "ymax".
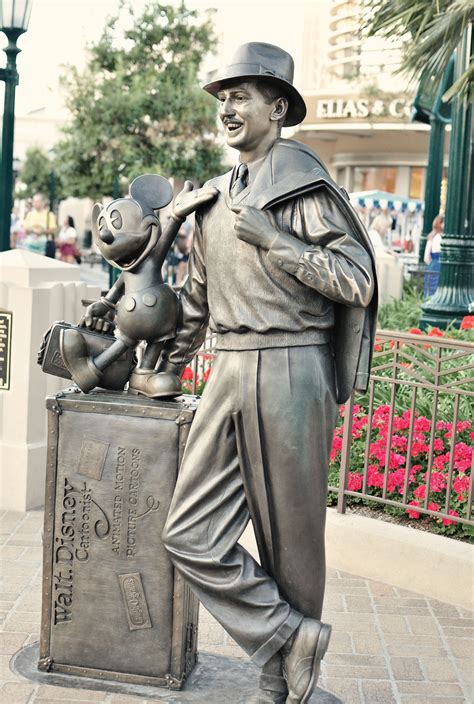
[
  {"xmin": 41, "ymin": 391, "xmax": 199, "ymax": 686},
  {"xmin": 0, "ymin": 311, "xmax": 12, "ymax": 390},
  {"xmin": 77, "ymin": 436, "xmax": 109, "ymax": 481},
  {"xmin": 118, "ymin": 572, "xmax": 152, "ymax": 631}
]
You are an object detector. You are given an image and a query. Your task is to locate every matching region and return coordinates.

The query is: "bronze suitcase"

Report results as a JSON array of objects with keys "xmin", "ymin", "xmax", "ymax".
[{"xmin": 39, "ymin": 389, "xmax": 199, "ymax": 690}]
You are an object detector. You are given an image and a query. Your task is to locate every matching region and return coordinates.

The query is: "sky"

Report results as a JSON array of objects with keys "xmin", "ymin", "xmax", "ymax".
[{"xmin": 4, "ymin": 0, "xmax": 310, "ymax": 118}]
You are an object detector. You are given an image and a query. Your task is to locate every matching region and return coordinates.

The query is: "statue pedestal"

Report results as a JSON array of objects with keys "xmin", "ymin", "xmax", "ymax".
[
  {"xmin": 39, "ymin": 389, "xmax": 199, "ymax": 689},
  {"xmin": 12, "ymin": 642, "xmax": 342, "ymax": 703}
]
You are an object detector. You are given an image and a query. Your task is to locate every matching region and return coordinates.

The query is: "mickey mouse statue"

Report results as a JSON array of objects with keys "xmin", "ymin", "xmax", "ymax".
[{"xmin": 59, "ymin": 174, "xmax": 217, "ymax": 398}]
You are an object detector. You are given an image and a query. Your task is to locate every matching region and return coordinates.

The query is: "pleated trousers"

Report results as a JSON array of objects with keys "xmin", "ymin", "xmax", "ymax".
[{"xmin": 162, "ymin": 343, "xmax": 338, "ymax": 680}]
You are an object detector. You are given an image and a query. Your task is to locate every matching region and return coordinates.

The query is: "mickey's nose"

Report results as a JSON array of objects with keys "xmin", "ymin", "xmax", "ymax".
[{"xmin": 100, "ymin": 229, "xmax": 114, "ymax": 244}]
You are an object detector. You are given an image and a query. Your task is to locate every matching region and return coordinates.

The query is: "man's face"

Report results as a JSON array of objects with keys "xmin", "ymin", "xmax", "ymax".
[
  {"xmin": 33, "ymin": 195, "xmax": 45, "ymax": 211},
  {"xmin": 217, "ymin": 81, "xmax": 276, "ymax": 153}
]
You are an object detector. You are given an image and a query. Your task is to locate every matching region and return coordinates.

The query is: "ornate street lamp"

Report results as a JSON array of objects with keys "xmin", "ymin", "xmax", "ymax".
[
  {"xmin": 0, "ymin": 0, "xmax": 33, "ymax": 252},
  {"xmin": 420, "ymin": 24, "xmax": 474, "ymax": 328}
]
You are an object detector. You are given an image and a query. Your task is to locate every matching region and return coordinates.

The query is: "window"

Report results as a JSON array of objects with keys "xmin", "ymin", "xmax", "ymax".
[
  {"xmin": 353, "ymin": 166, "xmax": 397, "ymax": 193},
  {"xmin": 410, "ymin": 167, "xmax": 425, "ymax": 199}
]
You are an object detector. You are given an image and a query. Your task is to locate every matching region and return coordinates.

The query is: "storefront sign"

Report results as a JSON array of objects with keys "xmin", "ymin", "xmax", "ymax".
[
  {"xmin": 0, "ymin": 312, "xmax": 12, "ymax": 390},
  {"xmin": 303, "ymin": 95, "xmax": 413, "ymax": 124}
]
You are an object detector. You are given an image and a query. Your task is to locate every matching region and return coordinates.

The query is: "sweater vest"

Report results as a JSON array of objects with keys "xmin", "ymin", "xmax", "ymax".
[{"xmin": 200, "ymin": 189, "xmax": 334, "ymax": 350}]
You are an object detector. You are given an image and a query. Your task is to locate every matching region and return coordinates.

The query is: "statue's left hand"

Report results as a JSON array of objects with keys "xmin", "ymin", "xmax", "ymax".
[
  {"xmin": 172, "ymin": 181, "xmax": 218, "ymax": 220},
  {"xmin": 231, "ymin": 205, "xmax": 276, "ymax": 250}
]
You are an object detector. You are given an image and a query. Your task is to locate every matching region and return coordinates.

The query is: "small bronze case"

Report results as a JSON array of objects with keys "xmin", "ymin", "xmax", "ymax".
[{"xmin": 39, "ymin": 389, "xmax": 199, "ymax": 690}]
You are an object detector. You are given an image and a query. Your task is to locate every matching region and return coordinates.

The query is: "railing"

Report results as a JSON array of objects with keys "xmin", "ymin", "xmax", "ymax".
[
  {"xmin": 184, "ymin": 329, "xmax": 473, "ymax": 529},
  {"xmin": 332, "ymin": 330, "xmax": 473, "ymax": 528}
]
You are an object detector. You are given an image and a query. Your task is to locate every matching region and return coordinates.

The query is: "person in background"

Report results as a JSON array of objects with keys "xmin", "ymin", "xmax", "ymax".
[
  {"xmin": 58, "ymin": 215, "xmax": 79, "ymax": 263},
  {"xmin": 368, "ymin": 214, "xmax": 391, "ymax": 254},
  {"xmin": 175, "ymin": 219, "xmax": 193, "ymax": 285},
  {"xmin": 10, "ymin": 207, "xmax": 26, "ymax": 249},
  {"xmin": 23, "ymin": 193, "xmax": 57, "ymax": 256},
  {"xmin": 424, "ymin": 214, "xmax": 444, "ymax": 297}
]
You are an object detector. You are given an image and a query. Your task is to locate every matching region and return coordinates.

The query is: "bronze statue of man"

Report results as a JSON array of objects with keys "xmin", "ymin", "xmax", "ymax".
[{"xmin": 160, "ymin": 43, "xmax": 377, "ymax": 704}]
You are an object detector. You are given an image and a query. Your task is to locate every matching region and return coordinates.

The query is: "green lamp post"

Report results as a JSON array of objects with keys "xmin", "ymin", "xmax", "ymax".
[
  {"xmin": 420, "ymin": 25, "xmax": 474, "ymax": 329},
  {"xmin": 0, "ymin": 0, "xmax": 33, "ymax": 252},
  {"xmin": 412, "ymin": 56, "xmax": 453, "ymax": 263}
]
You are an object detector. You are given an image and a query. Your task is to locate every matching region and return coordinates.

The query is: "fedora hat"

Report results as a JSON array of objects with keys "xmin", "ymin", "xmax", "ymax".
[{"xmin": 203, "ymin": 42, "xmax": 307, "ymax": 127}]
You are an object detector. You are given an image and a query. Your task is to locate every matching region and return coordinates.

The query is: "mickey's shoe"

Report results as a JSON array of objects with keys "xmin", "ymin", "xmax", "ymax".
[
  {"xmin": 60, "ymin": 328, "xmax": 103, "ymax": 393},
  {"xmin": 282, "ymin": 619, "xmax": 331, "ymax": 704},
  {"xmin": 128, "ymin": 368, "xmax": 182, "ymax": 398}
]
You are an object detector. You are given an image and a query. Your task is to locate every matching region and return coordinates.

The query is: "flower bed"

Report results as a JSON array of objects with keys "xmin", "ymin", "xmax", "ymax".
[{"xmin": 328, "ymin": 402, "xmax": 473, "ymax": 540}]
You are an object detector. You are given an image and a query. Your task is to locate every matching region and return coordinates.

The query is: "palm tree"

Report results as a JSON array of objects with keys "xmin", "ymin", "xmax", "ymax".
[
  {"xmin": 363, "ymin": 0, "xmax": 473, "ymax": 102},
  {"xmin": 364, "ymin": 0, "xmax": 474, "ymax": 328}
]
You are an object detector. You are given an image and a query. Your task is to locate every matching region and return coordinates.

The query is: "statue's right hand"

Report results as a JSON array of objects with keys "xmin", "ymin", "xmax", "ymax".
[{"xmin": 80, "ymin": 300, "xmax": 115, "ymax": 334}]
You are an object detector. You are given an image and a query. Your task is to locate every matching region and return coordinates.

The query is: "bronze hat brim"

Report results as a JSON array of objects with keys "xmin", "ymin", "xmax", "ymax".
[{"xmin": 203, "ymin": 65, "xmax": 307, "ymax": 128}]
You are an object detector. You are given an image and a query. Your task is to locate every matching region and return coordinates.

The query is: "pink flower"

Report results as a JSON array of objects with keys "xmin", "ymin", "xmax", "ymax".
[
  {"xmin": 436, "ymin": 420, "xmax": 452, "ymax": 432},
  {"xmin": 453, "ymin": 475, "xmax": 470, "ymax": 497},
  {"xmin": 442, "ymin": 509, "xmax": 459, "ymax": 526},
  {"xmin": 457, "ymin": 420, "xmax": 471, "ymax": 432},
  {"xmin": 433, "ymin": 453, "xmax": 449, "ymax": 470},
  {"xmin": 429, "ymin": 473, "xmax": 447, "ymax": 493},
  {"xmin": 414, "ymin": 416, "xmax": 431, "ymax": 433},
  {"xmin": 406, "ymin": 500, "xmax": 421, "ymax": 519},
  {"xmin": 413, "ymin": 484, "xmax": 426, "ymax": 499},
  {"xmin": 428, "ymin": 502, "xmax": 440, "ymax": 513},
  {"xmin": 347, "ymin": 473, "xmax": 363, "ymax": 491}
]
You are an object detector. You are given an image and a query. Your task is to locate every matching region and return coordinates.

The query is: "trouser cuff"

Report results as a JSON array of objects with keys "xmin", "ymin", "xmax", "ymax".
[{"xmin": 251, "ymin": 609, "xmax": 303, "ymax": 667}]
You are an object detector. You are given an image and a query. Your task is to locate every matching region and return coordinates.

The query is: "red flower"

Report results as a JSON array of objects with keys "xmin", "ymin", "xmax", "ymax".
[
  {"xmin": 203, "ymin": 368, "xmax": 212, "ymax": 382},
  {"xmin": 433, "ymin": 453, "xmax": 449, "ymax": 470},
  {"xmin": 442, "ymin": 509, "xmax": 459, "ymax": 526},
  {"xmin": 347, "ymin": 473, "xmax": 363, "ymax": 491},
  {"xmin": 413, "ymin": 484, "xmax": 426, "ymax": 499},
  {"xmin": 429, "ymin": 472, "xmax": 447, "ymax": 493},
  {"xmin": 414, "ymin": 416, "xmax": 431, "ymax": 433},
  {"xmin": 428, "ymin": 502, "xmax": 440, "ymax": 513},
  {"xmin": 181, "ymin": 367, "xmax": 194, "ymax": 381},
  {"xmin": 408, "ymin": 328, "xmax": 422, "ymax": 335},
  {"xmin": 428, "ymin": 327, "xmax": 444, "ymax": 337},
  {"xmin": 453, "ymin": 475, "xmax": 470, "ymax": 497},
  {"xmin": 460, "ymin": 315, "xmax": 474, "ymax": 330},
  {"xmin": 406, "ymin": 500, "xmax": 421, "ymax": 519}
]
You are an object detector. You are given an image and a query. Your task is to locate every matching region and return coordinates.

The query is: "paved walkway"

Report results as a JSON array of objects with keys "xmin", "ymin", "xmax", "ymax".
[{"xmin": 1, "ymin": 510, "xmax": 472, "ymax": 703}]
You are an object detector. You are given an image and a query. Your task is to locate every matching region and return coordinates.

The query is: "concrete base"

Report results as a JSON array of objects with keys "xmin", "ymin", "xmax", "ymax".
[
  {"xmin": 325, "ymin": 508, "xmax": 474, "ymax": 611},
  {"xmin": 11, "ymin": 642, "xmax": 341, "ymax": 703},
  {"xmin": 0, "ymin": 441, "xmax": 46, "ymax": 511}
]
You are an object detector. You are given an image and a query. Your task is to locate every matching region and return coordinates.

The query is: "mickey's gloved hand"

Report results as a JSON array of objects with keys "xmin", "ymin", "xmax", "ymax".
[{"xmin": 80, "ymin": 298, "xmax": 116, "ymax": 334}]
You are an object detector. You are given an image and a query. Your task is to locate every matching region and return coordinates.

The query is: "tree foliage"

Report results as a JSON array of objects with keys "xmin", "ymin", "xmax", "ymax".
[
  {"xmin": 54, "ymin": 1, "xmax": 224, "ymax": 200},
  {"xmin": 363, "ymin": 0, "xmax": 474, "ymax": 102},
  {"xmin": 16, "ymin": 146, "xmax": 54, "ymax": 200}
]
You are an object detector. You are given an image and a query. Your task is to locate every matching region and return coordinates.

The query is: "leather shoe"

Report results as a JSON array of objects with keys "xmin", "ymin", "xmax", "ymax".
[{"xmin": 282, "ymin": 619, "xmax": 331, "ymax": 704}]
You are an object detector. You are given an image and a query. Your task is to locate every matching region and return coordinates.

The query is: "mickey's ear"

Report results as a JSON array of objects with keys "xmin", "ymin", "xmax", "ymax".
[{"xmin": 129, "ymin": 174, "xmax": 173, "ymax": 211}]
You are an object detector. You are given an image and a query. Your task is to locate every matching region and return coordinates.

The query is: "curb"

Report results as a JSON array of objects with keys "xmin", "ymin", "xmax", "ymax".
[{"xmin": 325, "ymin": 507, "xmax": 473, "ymax": 610}]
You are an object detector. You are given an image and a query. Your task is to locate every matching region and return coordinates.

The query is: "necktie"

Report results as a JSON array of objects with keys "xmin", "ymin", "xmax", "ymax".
[{"xmin": 230, "ymin": 163, "xmax": 249, "ymax": 200}]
